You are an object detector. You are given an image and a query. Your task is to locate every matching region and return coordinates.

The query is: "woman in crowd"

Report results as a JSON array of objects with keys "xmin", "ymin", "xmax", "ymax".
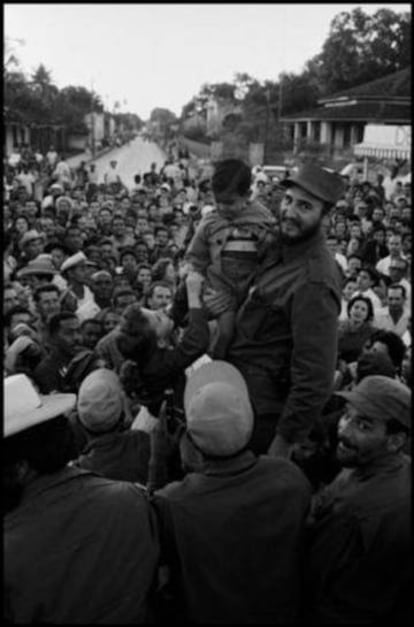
[{"xmin": 337, "ymin": 294, "xmax": 377, "ymax": 365}]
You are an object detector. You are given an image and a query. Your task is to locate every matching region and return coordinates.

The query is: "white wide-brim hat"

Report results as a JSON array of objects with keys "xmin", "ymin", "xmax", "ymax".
[{"xmin": 4, "ymin": 374, "xmax": 76, "ymax": 438}]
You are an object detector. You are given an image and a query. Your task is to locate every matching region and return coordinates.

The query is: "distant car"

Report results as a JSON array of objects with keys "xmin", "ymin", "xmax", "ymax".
[{"xmin": 260, "ymin": 165, "xmax": 298, "ymax": 184}]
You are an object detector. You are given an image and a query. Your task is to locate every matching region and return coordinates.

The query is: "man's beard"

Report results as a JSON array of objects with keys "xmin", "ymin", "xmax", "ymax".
[{"xmin": 280, "ymin": 219, "xmax": 321, "ymax": 245}]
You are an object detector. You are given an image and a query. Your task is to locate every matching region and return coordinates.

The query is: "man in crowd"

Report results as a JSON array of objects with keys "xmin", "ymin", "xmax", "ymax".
[
  {"xmin": 3, "ymin": 373, "xmax": 160, "ymax": 623},
  {"xmin": 375, "ymin": 283, "xmax": 410, "ymax": 337},
  {"xmin": 110, "ymin": 214, "xmax": 136, "ymax": 252},
  {"xmin": 60, "ymin": 252, "xmax": 98, "ymax": 317},
  {"xmin": 74, "ymin": 368, "xmax": 150, "ymax": 483},
  {"xmin": 4, "ymin": 283, "xmax": 19, "ymax": 316},
  {"xmin": 32, "ymin": 283, "xmax": 61, "ymax": 348},
  {"xmin": 18, "ymin": 230, "xmax": 44, "ymax": 267},
  {"xmin": 80, "ymin": 318, "xmax": 104, "ymax": 350},
  {"xmin": 33, "ymin": 312, "xmax": 84, "ymax": 393},
  {"xmin": 152, "ymin": 360, "xmax": 311, "ymax": 624},
  {"xmin": 376, "ymin": 231, "xmax": 406, "ymax": 276},
  {"xmin": 388, "ymin": 257, "xmax": 411, "ymax": 307},
  {"xmin": 305, "ymin": 375, "xmax": 411, "ymax": 623},
  {"xmin": 90, "ymin": 269, "xmax": 114, "ymax": 310},
  {"xmin": 146, "ymin": 281, "xmax": 173, "ymax": 311},
  {"xmin": 218, "ymin": 164, "xmax": 344, "ymax": 458}
]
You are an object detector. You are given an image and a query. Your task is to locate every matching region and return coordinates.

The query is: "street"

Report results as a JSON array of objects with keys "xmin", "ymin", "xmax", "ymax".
[{"xmin": 69, "ymin": 137, "xmax": 167, "ymax": 190}]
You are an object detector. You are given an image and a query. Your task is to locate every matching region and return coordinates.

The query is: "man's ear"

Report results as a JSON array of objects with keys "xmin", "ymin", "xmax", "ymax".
[{"xmin": 386, "ymin": 432, "xmax": 407, "ymax": 454}]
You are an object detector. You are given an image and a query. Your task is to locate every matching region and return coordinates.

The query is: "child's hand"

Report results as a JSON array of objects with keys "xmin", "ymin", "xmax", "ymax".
[{"xmin": 185, "ymin": 270, "xmax": 204, "ymax": 295}]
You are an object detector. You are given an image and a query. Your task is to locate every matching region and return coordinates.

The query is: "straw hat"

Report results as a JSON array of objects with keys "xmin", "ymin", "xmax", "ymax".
[{"xmin": 4, "ymin": 374, "xmax": 76, "ymax": 438}]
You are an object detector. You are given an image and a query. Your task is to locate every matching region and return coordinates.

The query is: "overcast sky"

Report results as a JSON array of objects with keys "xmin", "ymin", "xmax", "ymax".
[{"xmin": 4, "ymin": 3, "xmax": 411, "ymax": 120}]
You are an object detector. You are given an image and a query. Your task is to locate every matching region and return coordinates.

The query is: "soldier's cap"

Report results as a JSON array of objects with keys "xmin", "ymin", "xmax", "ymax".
[
  {"xmin": 184, "ymin": 361, "xmax": 254, "ymax": 457},
  {"xmin": 335, "ymin": 375, "xmax": 411, "ymax": 429},
  {"xmin": 279, "ymin": 163, "xmax": 345, "ymax": 205}
]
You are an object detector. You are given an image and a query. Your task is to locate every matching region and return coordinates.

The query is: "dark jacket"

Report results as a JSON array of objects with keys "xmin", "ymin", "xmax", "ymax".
[
  {"xmin": 139, "ymin": 308, "xmax": 210, "ymax": 415},
  {"xmin": 360, "ymin": 239, "xmax": 389, "ymax": 266},
  {"xmin": 152, "ymin": 451, "xmax": 311, "ymax": 624},
  {"xmin": 228, "ymin": 230, "xmax": 342, "ymax": 444},
  {"xmin": 74, "ymin": 429, "xmax": 151, "ymax": 484},
  {"xmin": 33, "ymin": 346, "xmax": 72, "ymax": 393},
  {"xmin": 337, "ymin": 320, "xmax": 377, "ymax": 364},
  {"xmin": 305, "ymin": 454, "xmax": 412, "ymax": 624},
  {"xmin": 4, "ymin": 466, "xmax": 160, "ymax": 624}
]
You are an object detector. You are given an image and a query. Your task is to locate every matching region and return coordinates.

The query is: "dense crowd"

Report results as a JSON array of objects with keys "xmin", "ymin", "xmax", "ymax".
[{"xmin": 3, "ymin": 139, "xmax": 412, "ymax": 623}]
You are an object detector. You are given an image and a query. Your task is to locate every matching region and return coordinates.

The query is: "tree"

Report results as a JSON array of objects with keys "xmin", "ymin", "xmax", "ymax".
[
  {"xmin": 306, "ymin": 7, "xmax": 411, "ymax": 94},
  {"xmin": 150, "ymin": 107, "xmax": 177, "ymax": 140},
  {"xmin": 277, "ymin": 72, "xmax": 320, "ymax": 115}
]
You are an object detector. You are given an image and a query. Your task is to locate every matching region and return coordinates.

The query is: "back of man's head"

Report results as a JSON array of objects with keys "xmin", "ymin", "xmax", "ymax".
[{"xmin": 184, "ymin": 361, "xmax": 254, "ymax": 458}]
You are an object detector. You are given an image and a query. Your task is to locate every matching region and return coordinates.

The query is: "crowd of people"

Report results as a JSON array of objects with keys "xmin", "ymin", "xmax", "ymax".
[{"xmin": 3, "ymin": 137, "xmax": 412, "ymax": 623}]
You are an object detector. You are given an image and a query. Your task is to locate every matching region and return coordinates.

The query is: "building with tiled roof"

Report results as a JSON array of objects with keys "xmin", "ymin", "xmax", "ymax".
[{"xmin": 279, "ymin": 67, "xmax": 411, "ymax": 156}]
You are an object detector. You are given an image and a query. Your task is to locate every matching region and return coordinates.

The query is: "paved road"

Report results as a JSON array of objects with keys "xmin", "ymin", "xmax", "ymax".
[{"xmin": 68, "ymin": 137, "xmax": 167, "ymax": 190}]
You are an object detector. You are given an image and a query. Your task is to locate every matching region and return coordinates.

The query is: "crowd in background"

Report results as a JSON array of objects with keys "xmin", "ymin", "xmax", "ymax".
[
  {"xmin": 3, "ymin": 138, "xmax": 412, "ymax": 624},
  {"xmin": 3, "ymin": 141, "xmax": 411, "ymax": 389}
]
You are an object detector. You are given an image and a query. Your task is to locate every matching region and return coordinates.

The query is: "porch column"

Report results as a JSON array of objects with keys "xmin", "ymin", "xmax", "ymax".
[
  {"xmin": 320, "ymin": 121, "xmax": 332, "ymax": 146},
  {"xmin": 293, "ymin": 122, "xmax": 301, "ymax": 154}
]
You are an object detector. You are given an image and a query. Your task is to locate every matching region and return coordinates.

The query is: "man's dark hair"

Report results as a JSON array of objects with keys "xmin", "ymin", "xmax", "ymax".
[
  {"xmin": 359, "ymin": 265, "xmax": 379, "ymax": 285},
  {"xmin": 388, "ymin": 283, "xmax": 407, "ymax": 299},
  {"xmin": 155, "ymin": 225, "xmax": 169, "ymax": 236},
  {"xmin": 372, "ymin": 224, "xmax": 386, "ymax": 235},
  {"xmin": 98, "ymin": 237, "xmax": 113, "ymax": 247},
  {"xmin": 44, "ymin": 241, "xmax": 71, "ymax": 255},
  {"xmin": 367, "ymin": 329, "xmax": 406, "ymax": 370},
  {"xmin": 33, "ymin": 283, "xmax": 60, "ymax": 303},
  {"xmin": 120, "ymin": 248, "xmax": 137, "ymax": 263},
  {"xmin": 147, "ymin": 280, "xmax": 173, "ymax": 300},
  {"xmin": 3, "ymin": 416, "xmax": 77, "ymax": 476},
  {"xmin": 212, "ymin": 159, "xmax": 252, "ymax": 197},
  {"xmin": 137, "ymin": 262, "xmax": 152, "ymax": 273},
  {"xmin": 343, "ymin": 276, "xmax": 357, "ymax": 287},
  {"xmin": 48, "ymin": 311, "xmax": 78, "ymax": 336},
  {"xmin": 112, "ymin": 288, "xmax": 137, "ymax": 306},
  {"xmin": 65, "ymin": 225, "xmax": 81, "ymax": 235},
  {"xmin": 4, "ymin": 306, "xmax": 31, "ymax": 329},
  {"xmin": 80, "ymin": 318, "xmax": 103, "ymax": 332}
]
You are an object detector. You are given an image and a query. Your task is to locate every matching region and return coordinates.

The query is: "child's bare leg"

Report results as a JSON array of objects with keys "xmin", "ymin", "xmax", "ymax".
[{"xmin": 209, "ymin": 310, "xmax": 236, "ymax": 360}]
